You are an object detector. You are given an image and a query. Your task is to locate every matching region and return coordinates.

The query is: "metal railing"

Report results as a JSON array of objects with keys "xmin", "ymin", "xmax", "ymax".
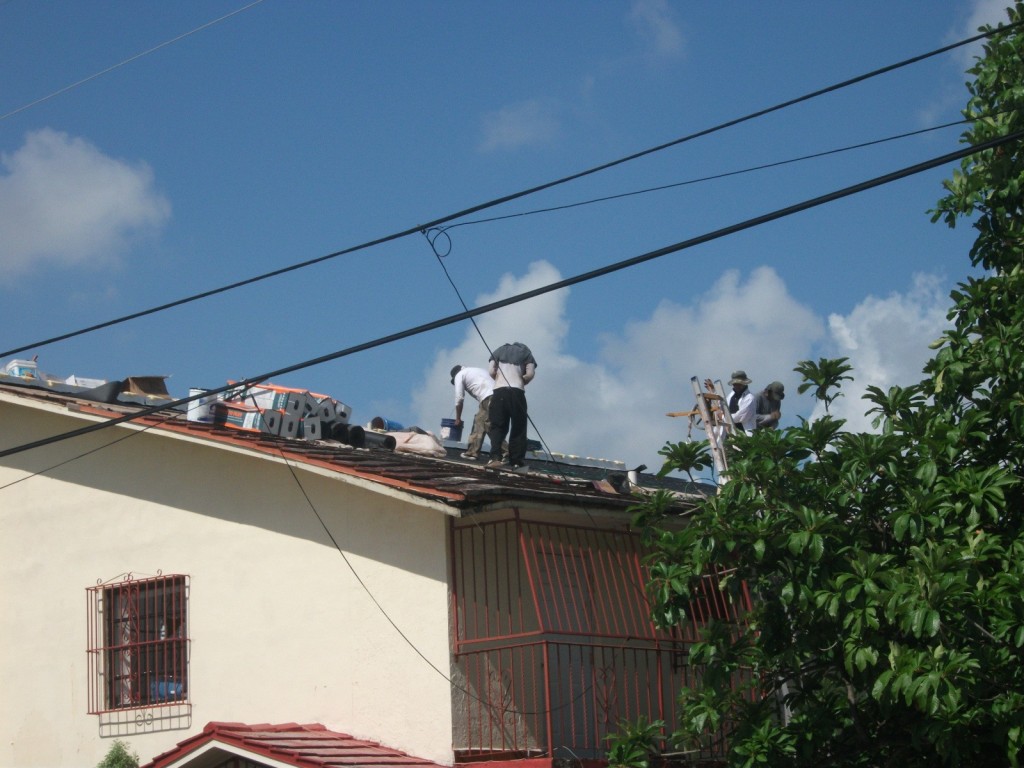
[{"xmin": 450, "ymin": 516, "xmax": 751, "ymax": 761}]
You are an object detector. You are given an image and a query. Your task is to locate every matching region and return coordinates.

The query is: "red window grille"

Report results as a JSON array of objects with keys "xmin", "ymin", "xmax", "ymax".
[
  {"xmin": 449, "ymin": 515, "xmax": 752, "ymax": 762},
  {"xmin": 86, "ymin": 574, "xmax": 190, "ymax": 714}
]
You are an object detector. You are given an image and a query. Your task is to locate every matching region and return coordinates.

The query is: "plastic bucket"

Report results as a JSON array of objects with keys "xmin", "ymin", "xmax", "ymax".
[
  {"xmin": 186, "ymin": 388, "xmax": 218, "ymax": 423},
  {"xmin": 369, "ymin": 416, "xmax": 404, "ymax": 431},
  {"xmin": 440, "ymin": 418, "xmax": 463, "ymax": 441}
]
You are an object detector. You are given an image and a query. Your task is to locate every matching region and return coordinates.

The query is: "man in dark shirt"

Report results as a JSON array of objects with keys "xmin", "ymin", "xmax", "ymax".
[
  {"xmin": 485, "ymin": 342, "xmax": 537, "ymax": 471},
  {"xmin": 755, "ymin": 381, "xmax": 785, "ymax": 429}
]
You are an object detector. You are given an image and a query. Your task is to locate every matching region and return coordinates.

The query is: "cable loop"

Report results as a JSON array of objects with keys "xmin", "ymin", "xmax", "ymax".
[{"xmin": 422, "ymin": 227, "xmax": 453, "ymax": 258}]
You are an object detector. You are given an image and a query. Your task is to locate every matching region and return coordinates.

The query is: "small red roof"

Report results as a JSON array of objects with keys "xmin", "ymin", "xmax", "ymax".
[{"xmin": 142, "ymin": 722, "xmax": 447, "ymax": 768}]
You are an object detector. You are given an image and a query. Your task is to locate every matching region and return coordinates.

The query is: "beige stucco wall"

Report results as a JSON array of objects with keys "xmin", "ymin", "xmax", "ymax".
[{"xmin": 0, "ymin": 396, "xmax": 455, "ymax": 768}]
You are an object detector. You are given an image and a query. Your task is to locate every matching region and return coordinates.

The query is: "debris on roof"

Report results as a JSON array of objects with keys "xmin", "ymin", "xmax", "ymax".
[
  {"xmin": 1, "ymin": 357, "xmax": 714, "ymax": 500},
  {"xmin": 1, "ymin": 356, "xmax": 174, "ymax": 406}
]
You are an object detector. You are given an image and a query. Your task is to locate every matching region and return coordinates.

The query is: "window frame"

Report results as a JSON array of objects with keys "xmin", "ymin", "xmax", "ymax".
[{"xmin": 86, "ymin": 573, "xmax": 190, "ymax": 714}]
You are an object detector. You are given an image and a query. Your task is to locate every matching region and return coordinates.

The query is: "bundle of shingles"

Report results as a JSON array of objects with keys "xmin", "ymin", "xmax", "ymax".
[{"xmin": 201, "ymin": 381, "xmax": 353, "ymax": 443}]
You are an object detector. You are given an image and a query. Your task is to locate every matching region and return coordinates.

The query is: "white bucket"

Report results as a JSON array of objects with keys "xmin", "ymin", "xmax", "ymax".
[{"xmin": 186, "ymin": 388, "xmax": 219, "ymax": 423}]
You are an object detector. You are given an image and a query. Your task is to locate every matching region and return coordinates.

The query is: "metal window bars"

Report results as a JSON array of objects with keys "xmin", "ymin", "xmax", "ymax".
[{"xmin": 86, "ymin": 573, "xmax": 189, "ymax": 714}]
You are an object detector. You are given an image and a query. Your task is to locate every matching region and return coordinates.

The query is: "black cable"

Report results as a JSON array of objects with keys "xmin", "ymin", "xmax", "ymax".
[
  {"xmin": 438, "ymin": 117, "xmax": 973, "ymax": 232},
  {"xmin": 278, "ymin": 440, "xmax": 599, "ymax": 718},
  {"xmin": 2, "ymin": 20, "xmax": 1018, "ymax": 361},
  {"xmin": 427, "ymin": 236, "xmax": 659, "ymax": 601},
  {"xmin": 0, "ymin": 0, "xmax": 268, "ymax": 122},
  {"xmin": 0, "ymin": 406, "xmax": 185, "ymax": 490},
  {"xmin": 1, "ymin": 128, "xmax": 1019, "ymax": 461}
]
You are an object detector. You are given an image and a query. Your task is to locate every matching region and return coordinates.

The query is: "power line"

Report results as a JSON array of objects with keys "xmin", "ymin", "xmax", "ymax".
[
  {"xmin": 437, "ymin": 117, "xmax": 973, "ymax": 232},
  {"xmin": 2, "ymin": 20, "xmax": 1018, "ymax": 361},
  {"xmin": 0, "ymin": 407, "xmax": 184, "ymax": 491},
  {"xmin": 1, "ymin": 129, "xmax": 1018, "ymax": 461},
  {"xmin": 280, "ymin": 445, "xmax": 600, "ymax": 718},
  {"xmin": 0, "ymin": 0, "xmax": 268, "ymax": 123}
]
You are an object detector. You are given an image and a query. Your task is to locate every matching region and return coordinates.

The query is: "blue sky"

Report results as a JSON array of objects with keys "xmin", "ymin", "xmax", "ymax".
[{"xmin": 0, "ymin": 1, "xmax": 1012, "ymax": 475}]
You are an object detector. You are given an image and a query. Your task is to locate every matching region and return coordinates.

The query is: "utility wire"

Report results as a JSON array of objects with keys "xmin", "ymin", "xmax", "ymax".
[
  {"xmin": 2, "ymin": 20, "xmax": 1018, "ymax": 361},
  {"xmin": 426, "ymin": 233, "xmax": 660, "ymax": 604},
  {"xmin": 0, "ymin": 407, "xmax": 184, "ymax": 491},
  {"xmin": 280, "ymin": 446, "xmax": 599, "ymax": 717},
  {"xmin": 1, "ymin": 128, "xmax": 1018, "ymax": 461},
  {"xmin": 438, "ymin": 117, "xmax": 973, "ymax": 232},
  {"xmin": 0, "ymin": 0, "xmax": 268, "ymax": 122}
]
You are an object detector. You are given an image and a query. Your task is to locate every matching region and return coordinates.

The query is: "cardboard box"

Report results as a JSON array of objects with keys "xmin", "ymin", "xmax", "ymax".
[
  {"xmin": 211, "ymin": 401, "xmax": 264, "ymax": 432},
  {"xmin": 301, "ymin": 416, "xmax": 323, "ymax": 440}
]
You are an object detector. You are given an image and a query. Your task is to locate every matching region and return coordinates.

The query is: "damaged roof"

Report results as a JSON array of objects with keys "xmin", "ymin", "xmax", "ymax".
[
  {"xmin": 0, "ymin": 378, "xmax": 710, "ymax": 515},
  {"xmin": 141, "ymin": 721, "xmax": 444, "ymax": 768}
]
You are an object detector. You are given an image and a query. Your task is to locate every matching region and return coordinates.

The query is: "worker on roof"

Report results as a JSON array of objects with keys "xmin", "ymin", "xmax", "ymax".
[
  {"xmin": 485, "ymin": 342, "xmax": 537, "ymax": 472},
  {"xmin": 725, "ymin": 370, "xmax": 757, "ymax": 433},
  {"xmin": 450, "ymin": 364, "xmax": 505, "ymax": 461},
  {"xmin": 755, "ymin": 381, "xmax": 785, "ymax": 430}
]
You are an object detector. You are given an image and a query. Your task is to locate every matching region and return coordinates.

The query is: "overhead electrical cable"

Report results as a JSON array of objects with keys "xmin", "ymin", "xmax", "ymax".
[
  {"xmin": 0, "ymin": 409, "xmax": 182, "ymax": 491},
  {"xmin": 278, "ymin": 451, "xmax": 598, "ymax": 717},
  {"xmin": 2, "ymin": 19, "xmax": 1018, "ymax": 360},
  {"xmin": 0, "ymin": 0, "xmax": 268, "ymax": 122},
  {"xmin": 425, "ymin": 229, "xmax": 660, "ymax": 602},
  {"xmin": 1, "ymin": 128, "xmax": 1019, "ymax": 461},
  {"xmin": 437, "ymin": 117, "xmax": 974, "ymax": 232}
]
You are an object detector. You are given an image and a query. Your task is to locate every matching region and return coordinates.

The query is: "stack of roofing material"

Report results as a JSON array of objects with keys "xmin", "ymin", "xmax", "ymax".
[
  {"xmin": 209, "ymin": 399, "xmax": 265, "ymax": 432},
  {"xmin": 194, "ymin": 381, "xmax": 354, "ymax": 444}
]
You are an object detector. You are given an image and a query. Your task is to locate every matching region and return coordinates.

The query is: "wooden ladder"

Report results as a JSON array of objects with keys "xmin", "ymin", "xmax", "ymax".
[{"xmin": 666, "ymin": 376, "xmax": 736, "ymax": 477}]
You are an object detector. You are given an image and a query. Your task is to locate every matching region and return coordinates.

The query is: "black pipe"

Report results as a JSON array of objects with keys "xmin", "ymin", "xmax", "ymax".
[
  {"xmin": 331, "ymin": 422, "xmax": 364, "ymax": 447},
  {"xmin": 362, "ymin": 430, "xmax": 396, "ymax": 450}
]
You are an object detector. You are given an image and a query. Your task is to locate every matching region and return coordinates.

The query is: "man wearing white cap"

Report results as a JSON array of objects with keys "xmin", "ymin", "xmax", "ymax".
[{"xmin": 726, "ymin": 370, "xmax": 757, "ymax": 433}]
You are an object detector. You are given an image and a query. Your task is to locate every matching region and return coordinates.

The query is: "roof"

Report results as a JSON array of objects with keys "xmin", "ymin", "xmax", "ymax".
[
  {"xmin": 141, "ymin": 722, "xmax": 446, "ymax": 768},
  {"xmin": 0, "ymin": 377, "xmax": 710, "ymax": 515}
]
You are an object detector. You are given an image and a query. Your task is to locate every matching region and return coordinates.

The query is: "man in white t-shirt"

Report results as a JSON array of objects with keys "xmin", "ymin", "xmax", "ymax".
[{"xmin": 451, "ymin": 364, "xmax": 503, "ymax": 460}]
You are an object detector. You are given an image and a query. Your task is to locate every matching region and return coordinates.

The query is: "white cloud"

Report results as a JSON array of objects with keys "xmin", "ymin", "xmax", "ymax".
[
  {"xmin": 628, "ymin": 0, "xmax": 684, "ymax": 59},
  {"xmin": 951, "ymin": 0, "xmax": 1013, "ymax": 68},
  {"xmin": 411, "ymin": 259, "xmax": 569, "ymax": 422},
  {"xmin": 918, "ymin": 0, "xmax": 1009, "ymax": 134},
  {"xmin": 412, "ymin": 262, "xmax": 957, "ymax": 478},
  {"xmin": 0, "ymin": 128, "xmax": 170, "ymax": 281},
  {"xmin": 478, "ymin": 100, "xmax": 560, "ymax": 152},
  {"xmin": 412, "ymin": 262, "xmax": 823, "ymax": 474},
  {"xmin": 811, "ymin": 273, "xmax": 951, "ymax": 429}
]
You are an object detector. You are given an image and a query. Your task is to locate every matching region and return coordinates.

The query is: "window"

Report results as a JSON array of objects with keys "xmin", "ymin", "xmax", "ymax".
[{"xmin": 87, "ymin": 574, "xmax": 189, "ymax": 713}]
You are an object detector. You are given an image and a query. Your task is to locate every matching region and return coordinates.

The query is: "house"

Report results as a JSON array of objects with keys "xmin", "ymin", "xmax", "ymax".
[{"xmin": 0, "ymin": 372, "xmax": 744, "ymax": 768}]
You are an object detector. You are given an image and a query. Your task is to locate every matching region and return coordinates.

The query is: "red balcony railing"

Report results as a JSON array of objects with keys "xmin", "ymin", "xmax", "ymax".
[{"xmin": 450, "ymin": 515, "xmax": 751, "ymax": 763}]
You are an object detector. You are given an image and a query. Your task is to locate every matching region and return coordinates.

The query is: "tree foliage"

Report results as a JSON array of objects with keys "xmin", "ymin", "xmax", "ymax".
[
  {"xmin": 96, "ymin": 740, "xmax": 138, "ymax": 768},
  {"xmin": 613, "ymin": 5, "xmax": 1024, "ymax": 766}
]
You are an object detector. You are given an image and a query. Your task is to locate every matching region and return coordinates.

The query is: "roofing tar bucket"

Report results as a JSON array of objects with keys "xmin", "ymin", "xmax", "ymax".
[{"xmin": 440, "ymin": 418, "xmax": 463, "ymax": 441}]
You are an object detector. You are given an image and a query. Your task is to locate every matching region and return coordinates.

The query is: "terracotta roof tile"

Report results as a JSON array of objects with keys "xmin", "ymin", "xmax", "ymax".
[
  {"xmin": 142, "ymin": 722, "xmax": 444, "ymax": 768},
  {"xmin": 1, "ymin": 380, "xmax": 709, "ymax": 512}
]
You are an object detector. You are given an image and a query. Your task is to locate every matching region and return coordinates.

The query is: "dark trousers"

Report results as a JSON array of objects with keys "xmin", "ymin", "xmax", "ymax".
[{"xmin": 487, "ymin": 387, "xmax": 528, "ymax": 464}]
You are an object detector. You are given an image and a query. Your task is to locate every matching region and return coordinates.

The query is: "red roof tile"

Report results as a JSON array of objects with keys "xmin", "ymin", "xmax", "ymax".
[
  {"xmin": 142, "ymin": 722, "xmax": 447, "ymax": 768},
  {"xmin": 2, "ymin": 381, "xmax": 697, "ymax": 513}
]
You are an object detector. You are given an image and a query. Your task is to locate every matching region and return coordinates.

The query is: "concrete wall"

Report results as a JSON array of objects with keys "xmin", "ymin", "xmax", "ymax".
[{"xmin": 0, "ymin": 397, "xmax": 454, "ymax": 767}]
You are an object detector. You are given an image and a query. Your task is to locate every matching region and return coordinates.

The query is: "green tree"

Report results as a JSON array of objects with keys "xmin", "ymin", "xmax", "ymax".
[
  {"xmin": 615, "ymin": 4, "xmax": 1024, "ymax": 766},
  {"xmin": 96, "ymin": 740, "xmax": 138, "ymax": 768}
]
